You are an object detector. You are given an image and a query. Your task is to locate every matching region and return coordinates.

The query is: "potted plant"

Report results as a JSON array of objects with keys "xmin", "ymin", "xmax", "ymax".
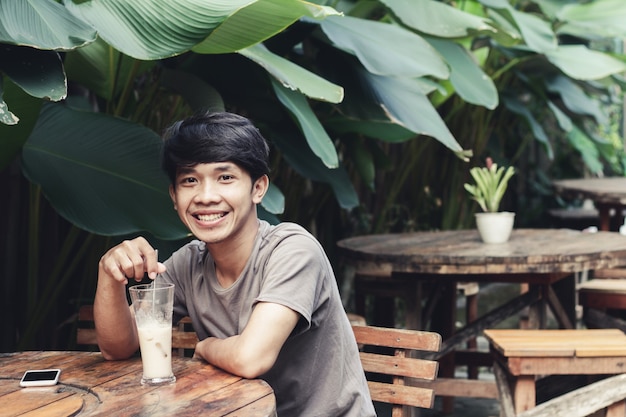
[{"xmin": 464, "ymin": 157, "xmax": 516, "ymax": 243}]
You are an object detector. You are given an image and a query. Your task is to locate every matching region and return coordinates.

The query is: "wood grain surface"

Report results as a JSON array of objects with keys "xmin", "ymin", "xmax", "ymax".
[{"xmin": 0, "ymin": 351, "xmax": 275, "ymax": 417}]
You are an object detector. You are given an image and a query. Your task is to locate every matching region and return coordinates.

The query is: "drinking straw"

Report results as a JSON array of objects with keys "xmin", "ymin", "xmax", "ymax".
[{"xmin": 152, "ymin": 249, "xmax": 158, "ymax": 313}]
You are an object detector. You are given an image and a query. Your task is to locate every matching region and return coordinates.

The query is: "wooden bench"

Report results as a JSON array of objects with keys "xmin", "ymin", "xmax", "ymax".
[
  {"xmin": 578, "ymin": 279, "xmax": 626, "ymax": 332},
  {"xmin": 484, "ymin": 328, "xmax": 626, "ymax": 416},
  {"xmin": 351, "ymin": 324, "xmax": 441, "ymax": 417}
]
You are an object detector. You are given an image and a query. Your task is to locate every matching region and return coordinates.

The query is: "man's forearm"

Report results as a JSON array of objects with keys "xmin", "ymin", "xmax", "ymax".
[
  {"xmin": 195, "ymin": 336, "xmax": 273, "ymax": 379},
  {"xmin": 94, "ymin": 274, "xmax": 139, "ymax": 360}
]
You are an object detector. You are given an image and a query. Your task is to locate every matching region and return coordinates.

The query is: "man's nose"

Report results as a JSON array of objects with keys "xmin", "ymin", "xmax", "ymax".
[{"xmin": 194, "ymin": 182, "xmax": 219, "ymax": 203}]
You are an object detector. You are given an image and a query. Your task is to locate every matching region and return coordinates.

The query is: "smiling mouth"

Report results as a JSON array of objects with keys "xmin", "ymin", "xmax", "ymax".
[{"xmin": 195, "ymin": 213, "xmax": 226, "ymax": 222}]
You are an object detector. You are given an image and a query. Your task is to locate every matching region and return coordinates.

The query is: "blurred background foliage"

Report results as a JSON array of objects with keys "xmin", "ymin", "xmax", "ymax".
[{"xmin": 2, "ymin": 0, "xmax": 626, "ymax": 351}]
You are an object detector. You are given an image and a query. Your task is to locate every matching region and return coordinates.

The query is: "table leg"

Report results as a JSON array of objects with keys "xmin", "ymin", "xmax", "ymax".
[
  {"xmin": 430, "ymin": 283, "xmax": 457, "ymax": 414},
  {"xmin": 597, "ymin": 203, "xmax": 612, "ymax": 232},
  {"xmin": 466, "ymin": 289, "xmax": 479, "ymax": 379},
  {"xmin": 513, "ymin": 375, "xmax": 536, "ymax": 414},
  {"xmin": 405, "ymin": 281, "xmax": 421, "ymax": 330}
]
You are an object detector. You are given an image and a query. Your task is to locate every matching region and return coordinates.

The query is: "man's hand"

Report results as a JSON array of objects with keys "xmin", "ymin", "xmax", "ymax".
[{"xmin": 98, "ymin": 237, "xmax": 165, "ymax": 285}]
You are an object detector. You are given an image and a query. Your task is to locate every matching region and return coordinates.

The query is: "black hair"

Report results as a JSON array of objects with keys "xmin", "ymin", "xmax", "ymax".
[{"xmin": 161, "ymin": 111, "xmax": 270, "ymax": 185}]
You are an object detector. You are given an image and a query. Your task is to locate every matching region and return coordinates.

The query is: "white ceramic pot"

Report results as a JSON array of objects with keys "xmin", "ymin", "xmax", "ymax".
[{"xmin": 475, "ymin": 212, "xmax": 515, "ymax": 244}]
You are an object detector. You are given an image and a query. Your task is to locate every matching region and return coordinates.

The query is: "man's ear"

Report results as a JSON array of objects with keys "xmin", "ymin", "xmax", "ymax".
[
  {"xmin": 252, "ymin": 175, "xmax": 269, "ymax": 204},
  {"xmin": 169, "ymin": 184, "xmax": 177, "ymax": 210}
]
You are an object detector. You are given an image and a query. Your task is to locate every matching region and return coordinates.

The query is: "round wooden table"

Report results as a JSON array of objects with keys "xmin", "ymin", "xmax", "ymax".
[
  {"xmin": 338, "ymin": 228, "xmax": 626, "ymax": 275},
  {"xmin": 337, "ymin": 228, "xmax": 626, "ymax": 409},
  {"xmin": 0, "ymin": 351, "xmax": 276, "ymax": 416},
  {"xmin": 553, "ymin": 177, "xmax": 626, "ymax": 231}
]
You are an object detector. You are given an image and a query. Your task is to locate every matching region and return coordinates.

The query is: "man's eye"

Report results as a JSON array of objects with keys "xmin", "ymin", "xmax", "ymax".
[
  {"xmin": 180, "ymin": 177, "xmax": 197, "ymax": 184},
  {"xmin": 220, "ymin": 175, "xmax": 234, "ymax": 181}
]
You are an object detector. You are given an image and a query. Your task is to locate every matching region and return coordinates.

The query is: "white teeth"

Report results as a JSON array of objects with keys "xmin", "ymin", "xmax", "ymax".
[{"xmin": 197, "ymin": 213, "xmax": 223, "ymax": 222}]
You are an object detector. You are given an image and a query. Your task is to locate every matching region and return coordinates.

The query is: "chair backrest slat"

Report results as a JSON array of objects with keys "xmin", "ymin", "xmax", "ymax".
[
  {"xmin": 359, "ymin": 351, "xmax": 438, "ymax": 380},
  {"xmin": 352, "ymin": 325, "xmax": 441, "ymax": 351},
  {"xmin": 367, "ymin": 380, "xmax": 438, "ymax": 409}
]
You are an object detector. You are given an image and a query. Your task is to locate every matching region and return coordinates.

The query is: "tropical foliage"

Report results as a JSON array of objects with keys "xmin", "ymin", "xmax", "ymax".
[{"xmin": 2, "ymin": 0, "xmax": 626, "ymax": 351}]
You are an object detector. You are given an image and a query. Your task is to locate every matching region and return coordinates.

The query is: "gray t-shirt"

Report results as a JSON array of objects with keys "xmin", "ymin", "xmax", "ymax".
[{"xmin": 162, "ymin": 220, "xmax": 375, "ymax": 417}]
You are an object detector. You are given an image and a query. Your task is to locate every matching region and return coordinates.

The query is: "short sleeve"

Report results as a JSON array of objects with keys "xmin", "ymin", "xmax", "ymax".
[{"xmin": 255, "ymin": 233, "xmax": 329, "ymax": 330}]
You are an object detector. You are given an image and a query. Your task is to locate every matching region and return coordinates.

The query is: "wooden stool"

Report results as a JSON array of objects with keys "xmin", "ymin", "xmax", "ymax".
[
  {"xmin": 579, "ymin": 279, "xmax": 626, "ymax": 331},
  {"xmin": 484, "ymin": 329, "xmax": 626, "ymax": 415}
]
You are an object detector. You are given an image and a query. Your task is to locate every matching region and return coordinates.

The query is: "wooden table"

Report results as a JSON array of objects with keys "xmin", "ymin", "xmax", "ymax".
[
  {"xmin": 484, "ymin": 329, "xmax": 626, "ymax": 414},
  {"xmin": 337, "ymin": 228, "xmax": 626, "ymax": 405},
  {"xmin": 0, "ymin": 351, "xmax": 276, "ymax": 417},
  {"xmin": 553, "ymin": 177, "xmax": 626, "ymax": 231}
]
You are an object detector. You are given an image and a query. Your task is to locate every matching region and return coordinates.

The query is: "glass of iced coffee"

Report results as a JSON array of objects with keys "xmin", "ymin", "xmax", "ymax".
[{"xmin": 129, "ymin": 282, "xmax": 176, "ymax": 385}]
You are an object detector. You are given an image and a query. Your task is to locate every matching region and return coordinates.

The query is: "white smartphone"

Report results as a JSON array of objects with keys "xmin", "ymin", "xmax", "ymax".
[{"xmin": 19, "ymin": 369, "xmax": 61, "ymax": 387}]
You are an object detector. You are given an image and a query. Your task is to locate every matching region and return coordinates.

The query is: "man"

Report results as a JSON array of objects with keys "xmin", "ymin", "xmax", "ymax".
[{"xmin": 95, "ymin": 111, "xmax": 375, "ymax": 416}]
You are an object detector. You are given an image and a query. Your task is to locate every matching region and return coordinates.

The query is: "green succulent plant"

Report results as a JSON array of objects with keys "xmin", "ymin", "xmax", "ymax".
[{"xmin": 464, "ymin": 158, "xmax": 515, "ymax": 213}]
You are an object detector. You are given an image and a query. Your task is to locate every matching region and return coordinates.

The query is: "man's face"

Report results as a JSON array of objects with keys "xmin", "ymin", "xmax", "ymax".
[{"xmin": 169, "ymin": 162, "xmax": 268, "ymax": 245}]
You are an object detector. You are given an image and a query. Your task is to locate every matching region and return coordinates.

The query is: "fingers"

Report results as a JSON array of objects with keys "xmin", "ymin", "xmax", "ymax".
[{"xmin": 99, "ymin": 237, "xmax": 166, "ymax": 284}]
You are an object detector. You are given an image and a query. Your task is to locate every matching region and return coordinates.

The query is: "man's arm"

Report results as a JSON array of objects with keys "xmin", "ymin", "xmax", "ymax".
[
  {"xmin": 194, "ymin": 302, "xmax": 300, "ymax": 379},
  {"xmin": 94, "ymin": 237, "xmax": 164, "ymax": 360}
]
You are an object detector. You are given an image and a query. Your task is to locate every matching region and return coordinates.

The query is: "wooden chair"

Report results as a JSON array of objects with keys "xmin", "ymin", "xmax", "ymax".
[
  {"xmin": 76, "ymin": 305, "xmax": 199, "ymax": 356},
  {"xmin": 351, "ymin": 324, "xmax": 441, "ymax": 417}
]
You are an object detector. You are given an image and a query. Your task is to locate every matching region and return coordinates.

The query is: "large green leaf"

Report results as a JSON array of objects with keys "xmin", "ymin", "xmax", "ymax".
[
  {"xmin": 0, "ymin": 0, "xmax": 95, "ymax": 49},
  {"xmin": 535, "ymin": 0, "xmax": 579, "ymax": 19},
  {"xmin": 192, "ymin": 0, "xmax": 340, "ymax": 54},
  {"xmin": 556, "ymin": 0, "xmax": 626, "ymax": 39},
  {"xmin": 566, "ymin": 125, "xmax": 603, "ymax": 175},
  {"xmin": 262, "ymin": 183, "xmax": 285, "ymax": 215},
  {"xmin": 239, "ymin": 43, "xmax": 343, "ymax": 103},
  {"xmin": 382, "ymin": 0, "xmax": 495, "ymax": 38},
  {"xmin": 325, "ymin": 118, "xmax": 415, "ymax": 143},
  {"xmin": 271, "ymin": 129, "xmax": 358, "ymax": 210},
  {"xmin": 63, "ymin": 38, "xmax": 154, "ymax": 101},
  {"xmin": 271, "ymin": 79, "xmax": 339, "ymax": 169},
  {"xmin": 160, "ymin": 68, "xmax": 225, "ymax": 112},
  {"xmin": 320, "ymin": 15, "xmax": 449, "ymax": 79},
  {"xmin": 66, "ymin": 0, "xmax": 339, "ymax": 60},
  {"xmin": 426, "ymin": 37, "xmax": 498, "ymax": 110},
  {"xmin": 65, "ymin": 0, "xmax": 246, "ymax": 59},
  {"xmin": 22, "ymin": 103, "xmax": 189, "ymax": 239},
  {"xmin": 361, "ymin": 71, "xmax": 468, "ymax": 158},
  {"xmin": 482, "ymin": 0, "xmax": 557, "ymax": 53},
  {"xmin": 544, "ymin": 76, "xmax": 607, "ymax": 125},
  {"xmin": 502, "ymin": 94, "xmax": 553, "ymax": 160},
  {"xmin": 0, "ymin": 45, "xmax": 66, "ymax": 101},
  {"xmin": 545, "ymin": 46, "xmax": 626, "ymax": 81},
  {"xmin": 547, "ymin": 101, "xmax": 572, "ymax": 132}
]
